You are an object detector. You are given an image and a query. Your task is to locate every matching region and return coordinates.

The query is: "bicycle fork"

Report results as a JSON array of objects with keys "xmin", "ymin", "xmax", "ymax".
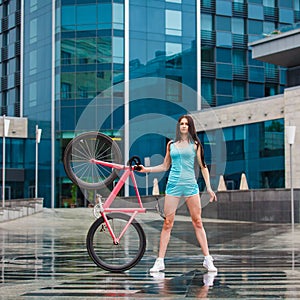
[{"xmin": 96, "ymin": 194, "xmax": 138, "ymax": 245}]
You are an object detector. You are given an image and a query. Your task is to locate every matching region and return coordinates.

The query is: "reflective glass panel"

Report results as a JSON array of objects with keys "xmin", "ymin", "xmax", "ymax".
[
  {"xmin": 76, "ymin": 4, "xmax": 97, "ymax": 25},
  {"xmin": 216, "ymin": 32, "xmax": 232, "ymax": 47},
  {"xmin": 166, "ymin": 42, "xmax": 182, "ymax": 55},
  {"xmin": 61, "ymin": 5, "xmax": 75, "ymax": 26},
  {"xmin": 216, "ymin": 0, "xmax": 232, "ymax": 16},
  {"xmin": 113, "ymin": 37, "xmax": 124, "ymax": 63},
  {"xmin": 113, "ymin": 3, "xmax": 124, "ymax": 30},
  {"xmin": 166, "ymin": 10, "xmax": 182, "ymax": 36},
  {"xmin": 232, "ymin": 18, "xmax": 244, "ymax": 34},
  {"xmin": 216, "ymin": 16, "xmax": 231, "ymax": 31},
  {"xmin": 248, "ymin": 4, "xmax": 264, "ymax": 19},
  {"xmin": 201, "ymin": 13, "xmax": 213, "ymax": 31}
]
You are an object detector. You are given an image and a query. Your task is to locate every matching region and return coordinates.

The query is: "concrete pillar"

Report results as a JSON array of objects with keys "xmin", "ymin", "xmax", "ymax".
[{"xmin": 284, "ymin": 87, "xmax": 300, "ymax": 188}]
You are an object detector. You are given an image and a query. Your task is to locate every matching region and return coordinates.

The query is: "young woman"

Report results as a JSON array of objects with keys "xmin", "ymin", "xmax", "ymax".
[{"xmin": 137, "ymin": 115, "xmax": 217, "ymax": 273}]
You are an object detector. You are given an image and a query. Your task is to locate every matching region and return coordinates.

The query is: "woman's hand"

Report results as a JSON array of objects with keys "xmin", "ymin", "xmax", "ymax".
[
  {"xmin": 134, "ymin": 164, "xmax": 147, "ymax": 173},
  {"xmin": 207, "ymin": 188, "xmax": 217, "ymax": 202}
]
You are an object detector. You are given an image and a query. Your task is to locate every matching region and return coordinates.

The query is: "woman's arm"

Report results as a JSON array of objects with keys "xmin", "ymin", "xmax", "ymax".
[
  {"xmin": 136, "ymin": 141, "xmax": 172, "ymax": 173},
  {"xmin": 196, "ymin": 145, "xmax": 217, "ymax": 202}
]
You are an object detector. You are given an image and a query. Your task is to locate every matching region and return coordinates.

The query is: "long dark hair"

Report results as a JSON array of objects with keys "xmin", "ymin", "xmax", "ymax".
[{"xmin": 175, "ymin": 115, "xmax": 206, "ymax": 168}]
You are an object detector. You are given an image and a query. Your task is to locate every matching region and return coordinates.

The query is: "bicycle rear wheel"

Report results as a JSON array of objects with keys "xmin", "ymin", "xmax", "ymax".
[
  {"xmin": 86, "ymin": 213, "xmax": 146, "ymax": 272},
  {"xmin": 63, "ymin": 132, "xmax": 122, "ymax": 190}
]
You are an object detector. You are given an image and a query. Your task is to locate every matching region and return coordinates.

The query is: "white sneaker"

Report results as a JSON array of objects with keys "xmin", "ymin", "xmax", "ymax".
[
  {"xmin": 203, "ymin": 255, "xmax": 217, "ymax": 272},
  {"xmin": 203, "ymin": 271, "xmax": 217, "ymax": 286},
  {"xmin": 150, "ymin": 258, "xmax": 165, "ymax": 272},
  {"xmin": 150, "ymin": 271, "xmax": 165, "ymax": 279}
]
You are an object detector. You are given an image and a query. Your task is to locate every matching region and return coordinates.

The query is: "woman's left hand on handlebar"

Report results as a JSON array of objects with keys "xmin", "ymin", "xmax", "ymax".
[{"xmin": 134, "ymin": 164, "xmax": 146, "ymax": 172}]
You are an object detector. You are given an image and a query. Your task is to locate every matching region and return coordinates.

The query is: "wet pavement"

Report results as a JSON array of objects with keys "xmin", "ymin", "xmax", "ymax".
[{"xmin": 0, "ymin": 207, "xmax": 299, "ymax": 299}]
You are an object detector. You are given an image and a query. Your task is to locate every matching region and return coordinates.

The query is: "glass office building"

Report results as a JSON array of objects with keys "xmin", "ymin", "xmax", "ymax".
[{"xmin": 0, "ymin": 0, "xmax": 298, "ymax": 207}]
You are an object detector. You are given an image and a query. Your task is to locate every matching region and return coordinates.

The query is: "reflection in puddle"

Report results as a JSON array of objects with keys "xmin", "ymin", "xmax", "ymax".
[{"xmin": 0, "ymin": 209, "xmax": 299, "ymax": 298}]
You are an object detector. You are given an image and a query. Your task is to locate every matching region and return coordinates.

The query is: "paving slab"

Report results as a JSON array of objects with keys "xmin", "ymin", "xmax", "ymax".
[{"xmin": 0, "ymin": 208, "xmax": 299, "ymax": 299}]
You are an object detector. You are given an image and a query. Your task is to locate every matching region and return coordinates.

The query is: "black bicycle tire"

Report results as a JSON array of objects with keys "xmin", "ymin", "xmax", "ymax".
[
  {"xmin": 63, "ymin": 132, "xmax": 122, "ymax": 190},
  {"xmin": 86, "ymin": 213, "xmax": 146, "ymax": 272}
]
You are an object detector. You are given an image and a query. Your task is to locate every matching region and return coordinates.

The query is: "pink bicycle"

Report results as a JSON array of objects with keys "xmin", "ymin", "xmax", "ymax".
[{"xmin": 63, "ymin": 132, "xmax": 147, "ymax": 272}]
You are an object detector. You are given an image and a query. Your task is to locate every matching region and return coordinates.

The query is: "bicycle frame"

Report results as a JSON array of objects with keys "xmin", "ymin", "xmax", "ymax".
[{"xmin": 90, "ymin": 158, "xmax": 146, "ymax": 244}]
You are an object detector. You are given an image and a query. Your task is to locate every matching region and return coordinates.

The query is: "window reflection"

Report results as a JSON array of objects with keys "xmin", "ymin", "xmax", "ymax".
[
  {"xmin": 260, "ymin": 120, "xmax": 284, "ymax": 158},
  {"xmin": 165, "ymin": 42, "xmax": 182, "ymax": 56},
  {"xmin": 113, "ymin": 37, "xmax": 124, "ymax": 63},
  {"xmin": 166, "ymin": 0, "xmax": 181, "ymax": 3},
  {"xmin": 201, "ymin": 13, "xmax": 213, "ymax": 31},
  {"xmin": 76, "ymin": 5, "xmax": 97, "ymax": 25},
  {"xmin": 113, "ymin": 3, "xmax": 124, "ymax": 30},
  {"xmin": 29, "ymin": 19, "xmax": 37, "ymax": 44},
  {"xmin": 165, "ymin": 10, "xmax": 182, "ymax": 36},
  {"xmin": 98, "ymin": 3, "xmax": 112, "ymax": 29}
]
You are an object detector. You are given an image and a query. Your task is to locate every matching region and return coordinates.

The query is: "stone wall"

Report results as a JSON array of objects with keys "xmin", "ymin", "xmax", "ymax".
[
  {"xmin": 137, "ymin": 189, "xmax": 299, "ymax": 223},
  {"xmin": 203, "ymin": 189, "xmax": 299, "ymax": 223},
  {"xmin": 0, "ymin": 198, "xmax": 44, "ymax": 222}
]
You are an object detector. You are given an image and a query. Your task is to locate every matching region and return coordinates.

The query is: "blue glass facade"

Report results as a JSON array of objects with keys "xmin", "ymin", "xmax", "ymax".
[
  {"xmin": 23, "ymin": 0, "xmax": 53, "ymax": 203},
  {"xmin": 198, "ymin": 119, "xmax": 285, "ymax": 190},
  {"xmin": 201, "ymin": 0, "xmax": 300, "ymax": 106},
  {"xmin": 0, "ymin": 0, "xmax": 298, "ymax": 207}
]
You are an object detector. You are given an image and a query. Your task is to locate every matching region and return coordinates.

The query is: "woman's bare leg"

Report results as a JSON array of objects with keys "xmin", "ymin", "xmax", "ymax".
[
  {"xmin": 185, "ymin": 194, "xmax": 210, "ymax": 256},
  {"xmin": 157, "ymin": 195, "xmax": 180, "ymax": 258}
]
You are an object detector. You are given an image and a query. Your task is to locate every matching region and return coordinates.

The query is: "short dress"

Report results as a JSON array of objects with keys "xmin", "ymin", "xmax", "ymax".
[{"xmin": 165, "ymin": 142, "xmax": 199, "ymax": 197}]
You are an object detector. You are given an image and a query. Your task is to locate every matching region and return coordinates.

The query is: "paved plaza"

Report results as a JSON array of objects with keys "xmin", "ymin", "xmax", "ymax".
[{"xmin": 0, "ymin": 207, "xmax": 300, "ymax": 299}]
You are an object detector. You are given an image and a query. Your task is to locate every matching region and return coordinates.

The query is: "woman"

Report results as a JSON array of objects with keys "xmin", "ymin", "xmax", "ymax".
[{"xmin": 137, "ymin": 115, "xmax": 217, "ymax": 273}]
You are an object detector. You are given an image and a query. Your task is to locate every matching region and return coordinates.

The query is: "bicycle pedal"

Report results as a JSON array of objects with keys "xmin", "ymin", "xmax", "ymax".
[{"xmin": 99, "ymin": 224, "xmax": 107, "ymax": 232}]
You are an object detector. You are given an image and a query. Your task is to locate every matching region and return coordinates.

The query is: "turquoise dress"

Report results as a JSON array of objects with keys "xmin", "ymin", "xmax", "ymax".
[{"xmin": 165, "ymin": 142, "xmax": 199, "ymax": 197}]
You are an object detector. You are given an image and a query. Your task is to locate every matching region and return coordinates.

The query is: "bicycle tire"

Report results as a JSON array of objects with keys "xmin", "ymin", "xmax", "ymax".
[
  {"xmin": 86, "ymin": 213, "xmax": 146, "ymax": 272},
  {"xmin": 63, "ymin": 132, "xmax": 122, "ymax": 190}
]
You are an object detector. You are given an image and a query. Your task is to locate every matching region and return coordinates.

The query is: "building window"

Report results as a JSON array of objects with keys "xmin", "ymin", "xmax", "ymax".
[
  {"xmin": 279, "ymin": 9, "xmax": 294, "ymax": 23},
  {"xmin": 201, "ymin": 78, "xmax": 214, "ymax": 106},
  {"xmin": 29, "ymin": 50, "xmax": 37, "ymax": 75},
  {"xmin": 166, "ymin": 0, "xmax": 182, "ymax": 3},
  {"xmin": 78, "ymin": 87, "xmax": 88, "ymax": 98},
  {"xmin": 166, "ymin": 76, "xmax": 182, "ymax": 102},
  {"xmin": 166, "ymin": 42, "xmax": 182, "ymax": 56},
  {"xmin": 165, "ymin": 10, "xmax": 182, "ymax": 36},
  {"xmin": 61, "ymin": 5, "xmax": 75, "ymax": 27},
  {"xmin": 97, "ymin": 3, "xmax": 112, "ymax": 30},
  {"xmin": 61, "ymin": 51, "xmax": 71, "ymax": 65},
  {"xmin": 30, "ymin": 0, "xmax": 38, "ymax": 12},
  {"xmin": 233, "ymin": 81, "xmax": 246, "ymax": 102},
  {"xmin": 216, "ymin": 0, "xmax": 232, "ymax": 16},
  {"xmin": 113, "ymin": 3, "xmax": 124, "ymax": 30},
  {"xmin": 278, "ymin": 0, "xmax": 293, "ymax": 8},
  {"xmin": 76, "ymin": 4, "xmax": 97, "ymax": 26},
  {"xmin": 29, "ymin": 19, "xmax": 37, "ymax": 44},
  {"xmin": 232, "ymin": 17, "xmax": 244, "ymax": 34},
  {"xmin": 61, "ymin": 82, "xmax": 71, "ymax": 99},
  {"xmin": 216, "ymin": 32, "xmax": 232, "ymax": 47},
  {"xmin": 201, "ymin": 13, "xmax": 213, "ymax": 31},
  {"xmin": 263, "ymin": 0, "xmax": 275, "ymax": 7},
  {"xmin": 263, "ymin": 21, "xmax": 275, "ymax": 35},
  {"xmin": 216, "ymin": 16, "xmax": 231, "ymax": 32},
  {"xmin": 113, "ymin": 37, "xmax": 124, "ymax": 63},
  {"xmin": 29, "ymin": 82, "xmax": 37, "ymax": 107},
  {"xmin": 248, "ymin": 4, "xmax": 264, "ymax": 20},
  {"xmin": 224, "ymin": 126, "xmax": 245, "ymax": 161},
  {"xmin": 259, "ymin": 119, "xmax": 284, "ymax": 158},
  {"xmin": 217, "ymin": 48, "xmax": 231, "ymax": 63}
]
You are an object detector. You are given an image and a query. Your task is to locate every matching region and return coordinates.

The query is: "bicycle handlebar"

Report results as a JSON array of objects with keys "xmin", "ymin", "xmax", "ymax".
[{"xmin": 127, "ymin": 156, "xmax": 142, "ymax": 171}]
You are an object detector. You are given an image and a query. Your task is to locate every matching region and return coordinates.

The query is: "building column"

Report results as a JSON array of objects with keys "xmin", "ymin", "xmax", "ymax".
[{"xmin": 284, "ymin": 87, "xmax": 300, "ymax": 188}]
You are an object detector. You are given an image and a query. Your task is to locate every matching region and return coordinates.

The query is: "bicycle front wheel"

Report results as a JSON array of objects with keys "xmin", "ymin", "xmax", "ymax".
[
  {"xmin": 86, "ymin": 213, "xmax": 146, "ymax": 272},
  {"xmin": 63, "ymin": 132, "xmax": 122, "ymax": 190}
]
